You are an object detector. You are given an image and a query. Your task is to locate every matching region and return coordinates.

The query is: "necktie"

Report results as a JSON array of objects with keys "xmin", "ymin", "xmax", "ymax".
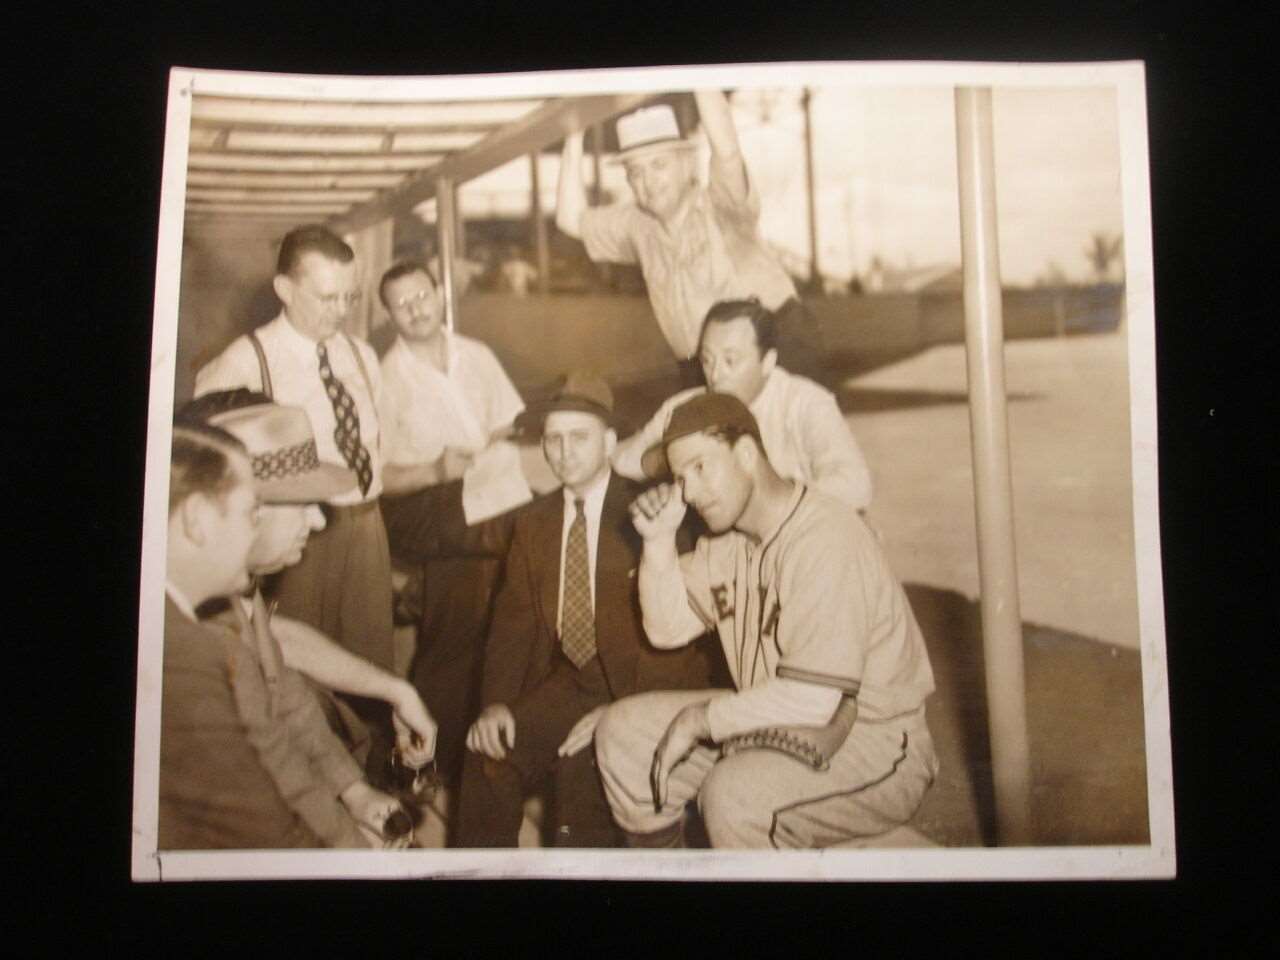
[
  {"xmin": 561, "ymin": 498, "xmax": 597, "ymax": 668},
  {"xmin": 317, "ymin": 341, "xmax": 373, "ymax": 496}
]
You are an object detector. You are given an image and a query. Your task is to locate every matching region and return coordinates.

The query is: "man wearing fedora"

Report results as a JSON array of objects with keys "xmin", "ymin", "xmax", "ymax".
[
  {"xmin": 613, "ymin": 297, "xmax": 873, "ymax": 512},
  {"xmin": 557, "ymin": 90, "xmax": 811, "ymax": 386},
  {"xmin": 166, "ymin": 393, "xmax": 425, "ymax": 848},
  {"xmin": 595, "ymin": 393, "xmax": 937, "ymax": 849},
  {"xmin": 455, "ymin": 371, "xmax": 714, "ymax": 847}
]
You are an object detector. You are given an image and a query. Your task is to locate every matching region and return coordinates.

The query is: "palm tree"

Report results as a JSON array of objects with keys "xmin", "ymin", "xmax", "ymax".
[{"xmin": 1084, "ymin": 232, "xmax": 1124, "ymax": 283}]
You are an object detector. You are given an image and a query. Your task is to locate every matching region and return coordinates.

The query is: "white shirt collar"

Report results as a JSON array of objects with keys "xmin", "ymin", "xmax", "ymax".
[
  {"xmin": 272, "ymin": 310, "xmax": 344, "ymax": 359},
  {"xmin": 749, "ymin": 366, "xmax": 785, "ymax": 415},
  {"xmin": 165, "ymin": 580, "xmax": 198, "ymax": 621},
  {"xmin": 562, "ymin": 466, "xmax": 611, "ymax": 517},
  {"xmin": 393, "ymin": 330, "xmax": 456, "ymax": 376}
]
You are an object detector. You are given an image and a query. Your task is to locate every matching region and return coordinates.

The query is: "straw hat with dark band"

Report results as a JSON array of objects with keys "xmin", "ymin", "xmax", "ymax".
[
  {"xmin": 609, "ymin": 104, "xmax": 699, "ymax": 165},
  {"xmin": 208, "ymin": 402, "xmax": 357, "ymax": 503}
]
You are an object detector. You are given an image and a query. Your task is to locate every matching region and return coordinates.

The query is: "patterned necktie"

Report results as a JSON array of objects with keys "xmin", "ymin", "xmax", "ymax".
[
  {"xmin": 560, "ymin": 498, "xmax": 597, "ymax": 668},
  {"xmin": 316, "ymin": 341, "xmax": 373, "ymax": 496}
]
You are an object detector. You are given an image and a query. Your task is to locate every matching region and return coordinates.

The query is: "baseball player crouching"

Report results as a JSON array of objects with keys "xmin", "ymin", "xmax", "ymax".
[{"xmin": 594, "ymin": 393, "xmax": 938, "ymax": 848}]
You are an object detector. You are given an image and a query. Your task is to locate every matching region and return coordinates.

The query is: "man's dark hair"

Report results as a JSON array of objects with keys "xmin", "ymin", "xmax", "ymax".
[
  {"xmin": 697, "ymin": 297, "xmax": 778, "ymax": 358},
  {"xmin": 378, "ymin": 259, "xmax": 436, "ymax": 310},
  {"xmin": 175, "ymin": 389, "xmax": 272, "ymax": 427},
  {"xmin": 169, "ymin": 423, "xmax": 248, "ymax": 515},
  {"xmin": 276, "ymin": 224, "xmax": 355, "ymax": 277}
]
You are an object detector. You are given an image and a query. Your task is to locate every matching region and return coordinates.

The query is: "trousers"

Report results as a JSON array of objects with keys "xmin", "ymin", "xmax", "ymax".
[
  {"xmin": 595, "ymin": 689, "xmax": 938, "ymax": 849},
  {"xmin": 381, "ymin": 482, "xmax": 516, "ymax": 781},
  {"xmin": 456, "ymin": 655, "xmax": 619, "ymax": 848},
  {"xmin": 268, "ymin": 500, "xmax": 396, "ymax": 787}
]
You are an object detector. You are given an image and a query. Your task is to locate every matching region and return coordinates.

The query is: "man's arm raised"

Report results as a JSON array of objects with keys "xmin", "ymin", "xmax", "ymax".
[
  {"xmin": 555, "ymin": 131, "xmax": 588, "ymax": 239},
  {"xmin": 630, "ymin": 483, "xmax": 710, "ymax": 647},
  {"xmin": 694, "ymin": 89, "xmax": 749, "ymax": 203}
]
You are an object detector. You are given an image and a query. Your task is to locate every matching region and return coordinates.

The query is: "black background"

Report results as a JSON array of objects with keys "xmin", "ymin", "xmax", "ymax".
[{"xmin": 11, "ymin": 0, "xmax": 1269, "ymax": 951}]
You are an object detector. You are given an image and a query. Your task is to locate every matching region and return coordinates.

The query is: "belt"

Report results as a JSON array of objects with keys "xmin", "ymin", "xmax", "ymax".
[{"xmin": 329, "ymin": 499, "xmax": 381, "ymax": 516}]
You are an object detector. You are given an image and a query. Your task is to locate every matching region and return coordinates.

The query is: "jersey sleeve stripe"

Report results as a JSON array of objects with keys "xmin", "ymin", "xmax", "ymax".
[{"xmin": 776, "ymin": 664, "xmax": 862, "ymax": 696}]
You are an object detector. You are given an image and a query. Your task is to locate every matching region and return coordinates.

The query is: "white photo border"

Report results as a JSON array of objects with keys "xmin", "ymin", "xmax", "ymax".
[{"xmin": 133, "ymin": 59, "xmax": 1172, "ymax": 882}]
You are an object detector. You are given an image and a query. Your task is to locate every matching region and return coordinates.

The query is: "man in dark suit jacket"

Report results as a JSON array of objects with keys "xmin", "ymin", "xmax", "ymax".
[{"xmin": 456, "ymin": 371, "xmax": 714, "ymax": 847}]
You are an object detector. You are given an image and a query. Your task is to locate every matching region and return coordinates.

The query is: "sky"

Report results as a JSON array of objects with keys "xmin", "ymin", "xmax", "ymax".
[{"xmin": 448, "ymin": 84, "xmax": 1125, "ymax": 286}]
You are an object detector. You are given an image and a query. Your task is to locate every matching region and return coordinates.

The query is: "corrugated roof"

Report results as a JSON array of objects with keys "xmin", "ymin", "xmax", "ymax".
[{"xmin": 182, "ymin": 91, "xmax": 655, "ymax": 235}]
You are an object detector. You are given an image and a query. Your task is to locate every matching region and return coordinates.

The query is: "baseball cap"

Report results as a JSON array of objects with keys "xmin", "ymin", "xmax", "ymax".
[{"xmin": 640, "ymin": 391, "xmax": 764, "ymax": 481}]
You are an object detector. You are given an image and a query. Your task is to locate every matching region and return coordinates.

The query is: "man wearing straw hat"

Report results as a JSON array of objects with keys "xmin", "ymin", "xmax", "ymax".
[
  {"xmin": 163, "ymin": 396, "xmax": 423, "ymax": 848},
  {"xmin": 556, "ymin": 90, "xmax": 809, "ymax": 386}
]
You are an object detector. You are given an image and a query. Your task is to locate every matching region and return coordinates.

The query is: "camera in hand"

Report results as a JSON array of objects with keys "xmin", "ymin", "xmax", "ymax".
[
  {"xmin": 390, "ymin": 737, "xmax": 441, "ymax": 801},
  {"xmin": 382, "ymin": 808, "xmax": 413, "ymax": 843}
]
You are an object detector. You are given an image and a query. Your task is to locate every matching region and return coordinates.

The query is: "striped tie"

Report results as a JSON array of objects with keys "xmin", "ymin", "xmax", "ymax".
[
  {"xmin": 317, "ymin": 341, "xmax": 372, "ymax": 496},
  {"xmin": 560, "ymin": 498, "xmax": 596, "ymax": 668}
]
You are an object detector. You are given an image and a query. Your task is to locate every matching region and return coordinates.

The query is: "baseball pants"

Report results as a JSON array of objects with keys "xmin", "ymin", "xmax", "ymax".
[{"xmin": 595, "ymin": 689, "xmax": 939, "ymax": 849}]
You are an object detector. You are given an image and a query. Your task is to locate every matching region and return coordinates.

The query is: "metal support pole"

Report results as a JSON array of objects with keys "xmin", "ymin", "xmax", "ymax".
[
  {"xmin": 453, "ymin": 182, "xmax": 467, "ymax": 260},
  {"xmin": 590, "ymin": 124, "xmax": 612, "ymax": 288},
  {"xmin": 590, "ymin": 123, "xmax": 604, "ymax": 205},
  {"xmin": 436, "ymin": 175, "xmax": 458, "ymax": 333},
  {"xmin": 954, "ymin": 86, "xmax": 1033, "ymax": 846},
  {"xmin": 801, "ymin": 87, "xmax": 820, "ymax": 291},
  {"xmin": 530, "ymin": 151, "xmax": 550, "ymax": 296}
]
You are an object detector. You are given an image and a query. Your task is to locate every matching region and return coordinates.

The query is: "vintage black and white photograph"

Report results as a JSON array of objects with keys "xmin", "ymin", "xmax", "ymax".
[{"xmin": 131, "ymin": 60, "xmax": 1172, "ymax": 881}]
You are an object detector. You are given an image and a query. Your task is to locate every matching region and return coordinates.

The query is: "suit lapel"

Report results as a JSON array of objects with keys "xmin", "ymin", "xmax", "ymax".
[
  {"xmin": 594, "ymin": 475, "xmax": 641, "ymax": 693},
  {"xmin": 533, "ymin": 491, "xmax": 565, "ymax": 643}
]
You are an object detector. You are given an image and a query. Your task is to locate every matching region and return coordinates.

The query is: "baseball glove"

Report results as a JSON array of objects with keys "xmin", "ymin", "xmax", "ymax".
[{"xmin": 720, "ymin": 694, "xmax": 858, "ymax": 771}]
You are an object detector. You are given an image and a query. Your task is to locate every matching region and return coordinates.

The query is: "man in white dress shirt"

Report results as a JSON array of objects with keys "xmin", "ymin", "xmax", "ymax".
[
  {"xmin": 194, "ymin": 224, "xmax": 397, "ymax": 781},
  {"xmin": 376, "ymin": 259, "xmax": 530, "ymax": 782},
  {"xmin": 612, "ymin": 297, "xmax": 873, "ymax": 512}
]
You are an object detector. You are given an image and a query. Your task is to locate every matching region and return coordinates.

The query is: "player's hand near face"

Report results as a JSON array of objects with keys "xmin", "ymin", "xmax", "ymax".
[
  {"xmin": 466, "ymin": 704, "xmax": 516, "ymax": 760},
  {"xmin": 650, "ymin": 701, "xmax": 712, "ymax": 813},
  {"xmin": 629, "ymin": 483, "xmax": 686, "ymax": 541}
]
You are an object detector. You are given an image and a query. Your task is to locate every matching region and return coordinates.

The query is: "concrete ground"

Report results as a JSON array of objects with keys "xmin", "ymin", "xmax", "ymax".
[{"xmin": 396, "ymin": 328, "xmax": 1152, "ymax": 848}]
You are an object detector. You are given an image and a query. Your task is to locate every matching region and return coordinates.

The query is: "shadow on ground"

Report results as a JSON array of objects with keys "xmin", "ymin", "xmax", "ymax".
[{"xmin": 908, "ymin": 583, "xmax": 1150, "ymax": 847}]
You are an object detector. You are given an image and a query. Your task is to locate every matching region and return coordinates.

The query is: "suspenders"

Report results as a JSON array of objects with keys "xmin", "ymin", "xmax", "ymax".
[
  {"xmin": 247, "ymin": 330, "xmax": 375, "ymax": 402},
  {"xmin": 248, "ymin": 332, "xmax": 273, "ymax": 399}
]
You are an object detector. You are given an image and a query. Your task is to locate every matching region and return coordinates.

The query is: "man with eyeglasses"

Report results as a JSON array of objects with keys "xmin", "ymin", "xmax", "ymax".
[
  {"xmin": 195, "ymin": 224, "xmax": 398, "ymax": 783},
  {"xmin": 376, "ymin": 259, "xmax": 534, "ymax": 784}
]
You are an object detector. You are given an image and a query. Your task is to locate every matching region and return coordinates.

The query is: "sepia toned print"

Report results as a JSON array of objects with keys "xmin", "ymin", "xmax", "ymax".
[{"xmin": 133, "ymin": 60, "xmax": 1171, "ymax": 880}]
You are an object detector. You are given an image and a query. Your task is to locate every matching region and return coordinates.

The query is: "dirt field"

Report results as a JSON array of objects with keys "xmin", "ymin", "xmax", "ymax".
[{"xmin": 839, "ymin": 329, "xmax": 1141, "ymax": 650}]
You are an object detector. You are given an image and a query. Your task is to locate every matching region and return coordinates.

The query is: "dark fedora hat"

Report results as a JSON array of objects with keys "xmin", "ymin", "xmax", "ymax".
[{"xmin": 515, "ymin": 369, "xmax": 622, "ymax": 435}]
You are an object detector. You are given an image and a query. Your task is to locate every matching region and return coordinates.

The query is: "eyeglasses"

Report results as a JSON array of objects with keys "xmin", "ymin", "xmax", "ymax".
[
  {"xmin": 393, "ymin": 288, "xmax": 435, "ymax": 310},
  {"xmin": 304, "ymin": 288, "xmax": 362, "ymax": 310}
]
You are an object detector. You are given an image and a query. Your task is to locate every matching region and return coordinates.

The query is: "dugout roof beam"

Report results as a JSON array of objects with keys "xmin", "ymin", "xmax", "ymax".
[{"xmin": 182, "ymin": 91, "xmax": 655, "ymax": 236}]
